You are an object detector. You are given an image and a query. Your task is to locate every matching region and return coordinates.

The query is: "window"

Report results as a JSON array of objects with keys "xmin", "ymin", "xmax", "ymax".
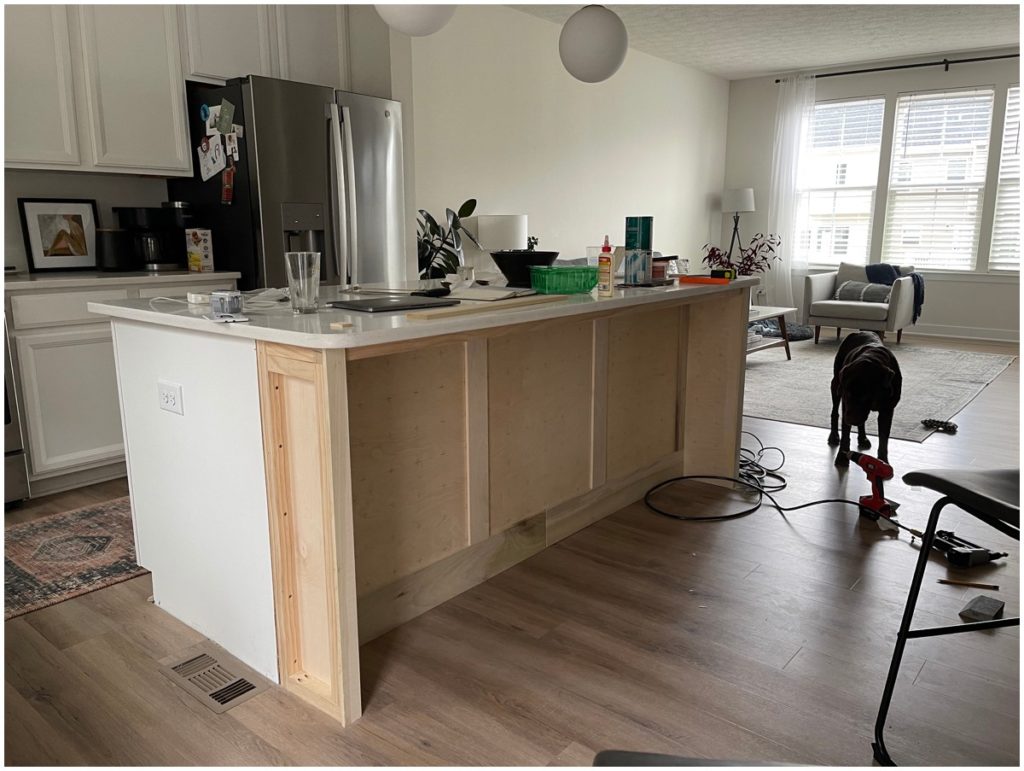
[
  {"xmin": 881, "ymin": 88, "xmax": 995, "ymax": 271},
  {"xmin": 989, "ymin": 86, "xmax": 1020, "ymax": 271},
  {"xmin": 795, "ymin": 97, "xmax": 885, "ymax": 266}
]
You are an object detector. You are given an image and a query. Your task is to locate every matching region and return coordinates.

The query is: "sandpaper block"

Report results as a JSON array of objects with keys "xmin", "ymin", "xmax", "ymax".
[{"xmin": 958, "ymin": 594, "xmax": 1004, "ymax": 621}]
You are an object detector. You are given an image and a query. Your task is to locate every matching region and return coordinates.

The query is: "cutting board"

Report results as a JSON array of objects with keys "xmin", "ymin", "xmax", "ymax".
[{"xmin": 405, "ymin": 293, "xmax": 567, "ymax": 320}]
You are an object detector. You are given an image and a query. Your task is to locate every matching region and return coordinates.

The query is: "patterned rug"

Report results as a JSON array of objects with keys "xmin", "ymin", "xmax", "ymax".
[
  {"xmin": 5, "ymin": 497, "xmax": 147, "ymax": 620},
  {"xmin": 744, "ymin": 338, "xmax": 1015, "ymax": 442}
]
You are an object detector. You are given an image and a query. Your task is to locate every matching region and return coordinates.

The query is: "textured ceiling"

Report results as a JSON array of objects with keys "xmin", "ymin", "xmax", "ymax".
[{"xmin": 513, "ymin": 4, "xmax": 1020, "ymax": 80}]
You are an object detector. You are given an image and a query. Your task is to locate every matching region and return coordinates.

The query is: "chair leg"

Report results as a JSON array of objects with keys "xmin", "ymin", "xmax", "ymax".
[
  {"xmin": 837, "ymin": 327, "xmax": 842, "ymax": 339},
  {"xmin": 814, "ymin": 325, "xmax": 821, "ymax": 344},
  {"xmin": 872, "ymin": 497, "xmax": 951, "ymax": 766},
  {"xmin": 878, "ymin": 330, "xmax": 885, "ymax": 341},
  {"xmin": 897, "ymin": 329, "xmax": 903, "ymax": 343}
]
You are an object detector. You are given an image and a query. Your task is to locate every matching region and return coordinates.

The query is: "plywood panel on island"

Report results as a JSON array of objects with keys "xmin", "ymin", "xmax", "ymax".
[
  {"xmin": 606, "ymin": 306, "xmax": 680, "ymax": 479},
  {"xmin": 488, "ymin": 318, "xmax": 595, "ymax": 534},
  {"xmin": 347, "ymin": 342, "xmax": 470, "ymax": 594}
]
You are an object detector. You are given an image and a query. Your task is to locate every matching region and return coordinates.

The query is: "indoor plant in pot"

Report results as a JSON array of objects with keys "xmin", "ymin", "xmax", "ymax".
[
  {"xmin": 701, "ymin": 233, "xmax": 782, "ymax": 277},
  {"xmin": 417, "ymin": 198, "xmax": 483, "ymax": 279}
]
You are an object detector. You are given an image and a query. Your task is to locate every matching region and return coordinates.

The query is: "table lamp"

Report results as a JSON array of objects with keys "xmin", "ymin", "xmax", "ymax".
[{"xmin": 722, "ymin": 188, "xmax": 755, "ymax": 259}]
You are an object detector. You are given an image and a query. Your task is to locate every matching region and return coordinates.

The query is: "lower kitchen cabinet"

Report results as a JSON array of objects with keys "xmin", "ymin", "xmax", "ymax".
[{"xmin": 14, "ymin": 323, "xmax": 124, "ymax": 477}]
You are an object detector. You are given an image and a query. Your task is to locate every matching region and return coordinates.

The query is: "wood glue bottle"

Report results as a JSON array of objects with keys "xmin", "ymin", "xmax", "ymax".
[{"xmin": 598, "ymin": 235, "xmax": 613, "ymax": 297}]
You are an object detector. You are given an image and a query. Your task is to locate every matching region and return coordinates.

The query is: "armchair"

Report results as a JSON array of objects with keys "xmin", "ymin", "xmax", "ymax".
[{"xmin": 802, "ymin": 262, "xmax": 916, "ymax": 343}]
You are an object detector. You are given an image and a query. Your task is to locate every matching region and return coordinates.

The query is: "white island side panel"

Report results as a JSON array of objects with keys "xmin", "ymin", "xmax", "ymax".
[{"xmin": 111, "ymin": 320, "xmax": 278, "ymax": 681}]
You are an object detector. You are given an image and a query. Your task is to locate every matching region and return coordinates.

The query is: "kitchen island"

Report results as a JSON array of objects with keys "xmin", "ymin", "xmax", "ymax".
[{"xmin": 89, "ymin": 278, "xmax": 755, "ymax": 726}]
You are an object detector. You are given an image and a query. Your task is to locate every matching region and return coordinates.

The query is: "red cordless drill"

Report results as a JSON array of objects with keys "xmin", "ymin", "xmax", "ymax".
[{"xmin": 848, "ymin": 451, "xmax": 901, "ymax": 531}]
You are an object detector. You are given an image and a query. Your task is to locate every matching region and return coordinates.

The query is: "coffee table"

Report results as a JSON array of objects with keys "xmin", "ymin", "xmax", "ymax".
[{"xmin": 748, "ymin": 305, "xmax": 797, "ymax": 360}]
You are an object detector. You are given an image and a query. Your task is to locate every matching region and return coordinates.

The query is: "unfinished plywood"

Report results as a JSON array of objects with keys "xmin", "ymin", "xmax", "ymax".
[
  {"xmin": 257, "ymin": 342, "xmax": 360, "ymax": 726},
  {"xmin": 488, "ymin": 318, "xmax": 594, "ymax": 534},
  {"xmin": 347, "ymin": 342, "xmax": 470, "ymax": 595},
  {"xmin": 682, "ymin": 289, "xmax": 748, "ymax": 477},
  {"xmin": 606, "ymin": 306, "xmax": 680, "ymax": 480}
]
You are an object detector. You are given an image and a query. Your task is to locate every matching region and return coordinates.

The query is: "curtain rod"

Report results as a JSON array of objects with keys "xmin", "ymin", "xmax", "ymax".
[{"xmin": 773, "ymin": 53, "xmax": 1020, "ymax": 84}]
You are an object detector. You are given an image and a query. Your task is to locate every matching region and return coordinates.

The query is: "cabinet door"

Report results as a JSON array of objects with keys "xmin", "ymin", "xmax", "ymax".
[
  {"xmin": 275, "ymin": 5, "xmax": 347, "ymax": 89},
  {"xmin": 184, "ymin": 5, "xmax": 273, "ymax": 81},
  {"xmin": 15, "ymin": 323, "xmax": 124, "ymax": 476},
  {"xmin": 78, "ymin": 5, "xmax": 190, "ymax": 172},
  {"xmin": 4, "ymin": 5, "xmax": 80, "ymax": 165}
]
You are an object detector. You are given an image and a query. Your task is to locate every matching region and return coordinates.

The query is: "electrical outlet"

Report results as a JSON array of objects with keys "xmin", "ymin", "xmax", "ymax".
[{"xmin": 158, "ymin": 379, "xmax": 184, "ymax": 415}]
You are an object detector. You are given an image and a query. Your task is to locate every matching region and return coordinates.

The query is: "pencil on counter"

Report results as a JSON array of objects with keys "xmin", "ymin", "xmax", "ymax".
[{"xmin": 936, "ymin": 578, "xmax": 999, "ymax": 590}]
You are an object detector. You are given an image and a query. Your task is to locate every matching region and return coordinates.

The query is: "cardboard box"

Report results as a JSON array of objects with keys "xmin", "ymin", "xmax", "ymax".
[{"xmin": 186, "ymin": 228, "xmax": 214, "ymax": 272}]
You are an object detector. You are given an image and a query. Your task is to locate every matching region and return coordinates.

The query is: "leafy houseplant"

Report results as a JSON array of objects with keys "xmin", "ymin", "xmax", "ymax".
[
  {"xmin": 417, "ymin": 199, "xmax": 483, "ymax": 279},
  {"xmin": 702, "ymin": 233, "xmax": 782, "ymax": 276}
]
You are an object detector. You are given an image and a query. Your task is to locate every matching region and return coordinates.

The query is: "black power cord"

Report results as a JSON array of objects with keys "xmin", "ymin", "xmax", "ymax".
[{"xmin": 644, "ymin": 431, "xmax": 884, "ymax": 523}]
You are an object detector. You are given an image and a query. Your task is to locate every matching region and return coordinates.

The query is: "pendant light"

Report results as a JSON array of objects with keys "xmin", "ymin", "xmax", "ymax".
[
  {"xmin": 558, "ymin": 5, "xmax": 628, "ymax": 83},
  {"xmin": 374, "ymin": 4, "xmax": 456, "ymax": 37}
]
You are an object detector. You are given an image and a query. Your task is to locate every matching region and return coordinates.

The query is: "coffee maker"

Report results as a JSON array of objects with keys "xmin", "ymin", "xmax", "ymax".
[{"xmin": 113, "ymin": 203, "xmax": 194, "ymax": 271}]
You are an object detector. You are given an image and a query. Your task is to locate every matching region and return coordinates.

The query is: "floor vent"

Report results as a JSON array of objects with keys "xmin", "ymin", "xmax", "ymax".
[{"xmin": 160, "ymin": 643, "xmax": 269, "ymax": 714}]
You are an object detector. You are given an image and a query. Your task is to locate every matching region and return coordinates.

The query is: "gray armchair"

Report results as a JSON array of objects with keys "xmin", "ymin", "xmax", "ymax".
[{"xmin": 802, "ymin": 262, "xmax": 916, "ymax": 343}]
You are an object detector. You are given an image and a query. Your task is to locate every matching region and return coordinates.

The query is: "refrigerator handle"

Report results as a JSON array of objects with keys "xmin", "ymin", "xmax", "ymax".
[
  {"xmin": 327, "ymin": 103, "xmax": 348, "ymax": 286},
  {"xmin": 341, "ymin": 105, "xmax": 359, "ymax": 286}
]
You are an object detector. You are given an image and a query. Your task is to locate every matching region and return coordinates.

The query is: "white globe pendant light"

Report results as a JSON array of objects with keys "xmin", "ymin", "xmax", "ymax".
[
  {"xmin": 559, "ymin": 5, "xmax": 628, "ymax": 83},
  {"xmin": 374, "ymin": 5, "xmax": 456, "ymax": 37}
]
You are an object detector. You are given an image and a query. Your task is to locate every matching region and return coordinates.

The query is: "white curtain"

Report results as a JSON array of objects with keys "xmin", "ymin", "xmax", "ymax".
[{"xmin": 766, "ymin": 73, "xmax": 815, "ymax": 308}]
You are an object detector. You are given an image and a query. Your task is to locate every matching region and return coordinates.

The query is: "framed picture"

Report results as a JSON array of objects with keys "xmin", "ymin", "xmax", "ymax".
[{"xmin": 18, "ymin": 198, "xmax": 100, "ymax": 272}]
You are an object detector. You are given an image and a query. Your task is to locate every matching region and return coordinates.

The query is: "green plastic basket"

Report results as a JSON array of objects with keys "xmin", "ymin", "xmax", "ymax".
[{"xmin": 529, "ymin": 265, "xmax": 599, "ymax": 294}]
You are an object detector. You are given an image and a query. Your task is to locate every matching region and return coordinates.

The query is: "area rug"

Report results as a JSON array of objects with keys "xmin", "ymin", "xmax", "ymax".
[
  {"xmin": 744, "ymin": 338, "xmax": 1015, "ymax": 442},
  {"xmin": 5, "ymin": 497, "xmax": 147, "ymax": 620}
]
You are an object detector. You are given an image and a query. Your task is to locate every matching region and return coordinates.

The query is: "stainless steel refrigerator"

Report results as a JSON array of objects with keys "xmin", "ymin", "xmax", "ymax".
[{"xmin": 168, "ymin": 76, "xmax": 408, "ymax": 290}]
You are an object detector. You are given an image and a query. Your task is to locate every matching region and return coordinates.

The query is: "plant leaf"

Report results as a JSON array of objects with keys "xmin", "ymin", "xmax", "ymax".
[{"xmin": 457, "ymin": 199, "xmax": 477, "ymax": 219}]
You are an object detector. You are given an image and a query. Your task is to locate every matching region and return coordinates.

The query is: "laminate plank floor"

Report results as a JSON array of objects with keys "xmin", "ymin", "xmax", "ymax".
[{"xmin": 5, "ymin": 335, "xmax": 1019, "ymax": 766}]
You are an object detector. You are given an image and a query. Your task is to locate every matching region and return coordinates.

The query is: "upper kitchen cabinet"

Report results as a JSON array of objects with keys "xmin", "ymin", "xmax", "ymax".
[
  {"xmin": 183, "ymin": 5, "xmax": 274, "ymax": 82},
  {"xmin": 4, "ymin": 5, "xmax": 81, "ymax": 167},
  {"xmin": 79, "ymin": 6, "xmax": 191, "ymax": 174},
  {"xmin": 274, "ymin": 5, "xmax": 349, "ymax": 89}
]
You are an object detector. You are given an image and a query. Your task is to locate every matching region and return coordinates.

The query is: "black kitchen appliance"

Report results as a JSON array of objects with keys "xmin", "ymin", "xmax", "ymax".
[{"xmin": 113, "ymin": 205, "xmax": 191, "ymax": 272}]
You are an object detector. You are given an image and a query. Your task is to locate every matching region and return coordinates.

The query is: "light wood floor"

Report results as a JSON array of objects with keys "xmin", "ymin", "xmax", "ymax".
[{"xmin": 5, "ymin": 334, "xmax": 1019, "ymax": 766}]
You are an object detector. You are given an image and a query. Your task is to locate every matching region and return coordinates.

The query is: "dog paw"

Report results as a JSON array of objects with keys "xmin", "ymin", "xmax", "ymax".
[
  {"xmin": 827, "ymin": 433, "xmax": 840, "ymax": 446},
  {"xmin": 858, "ymin": 437, "xmax": 872, "ymax": 449},
  {"xmin": 834, "ymin": 452, "xmax": 850, "ymax": 467}
]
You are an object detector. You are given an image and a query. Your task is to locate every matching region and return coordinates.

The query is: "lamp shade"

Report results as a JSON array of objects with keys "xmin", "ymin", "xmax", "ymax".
[
  {"xmin": 722, "ymin": 188, "xmax": 756, "ymax": 213},
  {"xmin": 471, "ymin": 214, "xmax": 528, "ymax": 250},
  {"xmin": 374, "ymin": 5, "xmax": 456, "ymax": 37},
  {"xmin": 558, "ymin": 5, "xmax": 628, "ymax": 83}
]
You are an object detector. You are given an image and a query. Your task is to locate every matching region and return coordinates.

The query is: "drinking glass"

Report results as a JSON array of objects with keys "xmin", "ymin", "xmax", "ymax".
[{"xmin": 285, "ymin": 251, "xmax": 320, "ymax": 314}]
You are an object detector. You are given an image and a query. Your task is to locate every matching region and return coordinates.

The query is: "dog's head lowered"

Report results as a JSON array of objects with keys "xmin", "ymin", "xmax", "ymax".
[{"xmin": 839, "ymin": 348, "xmax": 900, "ymax": 426}]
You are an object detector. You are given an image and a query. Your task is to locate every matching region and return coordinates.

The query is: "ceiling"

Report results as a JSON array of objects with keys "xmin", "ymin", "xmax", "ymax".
[{"xmin": 513, "ymin": 4, "xmax": 1020, "ymax": 80}]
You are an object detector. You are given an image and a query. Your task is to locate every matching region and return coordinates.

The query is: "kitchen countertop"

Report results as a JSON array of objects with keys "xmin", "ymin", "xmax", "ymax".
[
  {"xmin": 88, "ymin": 277, "xmax": 757, "ymax": 350},
  {"xmin": 5, "ymin": 270, "xmax": 241, "ymax": 291}
]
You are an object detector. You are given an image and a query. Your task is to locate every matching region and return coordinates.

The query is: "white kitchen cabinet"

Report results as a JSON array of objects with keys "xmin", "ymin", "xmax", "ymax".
[
  {"xmin": 184, "ymin": 5, "xmax": 274, "ymax": 82},
  {"xmin": 14, "ymin": 323, "xmax": 124, "ymax": 476},
  {"xmin": 274, "ymin": 5, "xmax": 348, "ymax": 89},
  {"xmin": 4, "ymin": 5, "xmax": 80, "ymax": 166},
  {"xmin": 78, "ymin": 5, "xmax": 190, "ymax": 173}
]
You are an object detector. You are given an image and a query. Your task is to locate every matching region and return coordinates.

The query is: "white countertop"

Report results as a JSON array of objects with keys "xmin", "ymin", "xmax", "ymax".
[
  {"xmin": 5, "ymin": 270, "xmax": 241, "ymax": 291},
  {"xmin": 88, "ymin": 278, "xmax": 757, "ymax": 350}
]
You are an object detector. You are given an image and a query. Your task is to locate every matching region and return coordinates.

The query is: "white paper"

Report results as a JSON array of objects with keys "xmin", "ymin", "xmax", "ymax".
[
  {"xmin": 225, "ymin": 132, "xmax": 239, "ymax": 161},
  {"xmin": 197, "ymin": 137, "xmax": 227, "ymax": 181},
  {"xmin": 205, "ymin": 105, "xmax": 221, "ymax": 136}
]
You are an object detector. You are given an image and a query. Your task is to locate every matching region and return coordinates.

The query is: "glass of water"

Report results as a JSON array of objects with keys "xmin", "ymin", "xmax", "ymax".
[{"xmin": 285, "ymin": 251, "xmax": 320, "ymax": 314}]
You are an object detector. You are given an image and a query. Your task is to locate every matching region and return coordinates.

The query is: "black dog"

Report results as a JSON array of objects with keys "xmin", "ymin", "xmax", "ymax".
[{"xmin": 828, "ymin": 332, "xmax": 902, "ymax": 466}]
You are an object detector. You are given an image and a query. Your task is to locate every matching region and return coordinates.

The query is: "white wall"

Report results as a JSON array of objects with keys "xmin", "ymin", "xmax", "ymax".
[
  {"xmin": 724, "ymin": 52, "xmax": 1020, "ymax": 341},
  {"xmin": 410, "ymin": 5, "xmax": 730, "ymax": 262},
  {"xmin": 4, "ymin": 170, "xmax": 168, "ymax": 272}
]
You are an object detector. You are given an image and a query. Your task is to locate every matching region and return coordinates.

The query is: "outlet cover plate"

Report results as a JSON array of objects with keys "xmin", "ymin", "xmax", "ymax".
[{"xmin": 158, "ymin": 379, "xmax": 184, "ymax": 415}]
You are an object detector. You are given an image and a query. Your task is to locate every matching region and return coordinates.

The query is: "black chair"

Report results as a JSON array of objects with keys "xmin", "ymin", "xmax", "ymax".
[{"xmin": 872, "ymin": 468, "xmax": 1019, "ymax": 766}]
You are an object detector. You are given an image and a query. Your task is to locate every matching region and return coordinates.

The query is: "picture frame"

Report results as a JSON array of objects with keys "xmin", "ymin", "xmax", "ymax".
[{"xmin": 18, "ymin": 198, "xmax": 100, "ymax": 272}]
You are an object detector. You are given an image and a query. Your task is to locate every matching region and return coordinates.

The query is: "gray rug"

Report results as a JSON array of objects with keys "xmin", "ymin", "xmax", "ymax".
[{"xmin": 744, "ymin": 338, "xmax": 1015, "ymax": 442}]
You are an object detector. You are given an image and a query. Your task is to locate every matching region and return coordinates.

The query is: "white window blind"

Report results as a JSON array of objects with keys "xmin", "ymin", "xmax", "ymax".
[
  {"xmin": 795, "ymin": 97, "xmax": 884, "ymax": 266},
  {"xmin": 989, "ymin": 86, "xmax": 1020, "ymax": 271},
  {"xmin": 881, "ymin": 88, "xmax": 995, "ymax": 271}
]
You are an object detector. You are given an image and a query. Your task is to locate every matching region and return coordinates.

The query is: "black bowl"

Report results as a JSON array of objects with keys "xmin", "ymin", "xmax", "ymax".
[{"xmin": 490, "ymin": 250, "xmax": 559, "ymax": 287}]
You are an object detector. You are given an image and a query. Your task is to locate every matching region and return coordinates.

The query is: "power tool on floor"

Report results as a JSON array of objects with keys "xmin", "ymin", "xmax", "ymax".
[
  {"xmin": 906, "ymin": 528, "xmax": 1009, "ymax": 567},
  {"xmin": 848, "ymin": 451, "xmax": 901, "ymax": 532}
]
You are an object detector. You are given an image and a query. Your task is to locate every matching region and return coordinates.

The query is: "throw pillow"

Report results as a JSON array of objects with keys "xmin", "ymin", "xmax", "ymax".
[{"xmin": 834, "ymin": 280, "xmax": 891, "ymax": 303}]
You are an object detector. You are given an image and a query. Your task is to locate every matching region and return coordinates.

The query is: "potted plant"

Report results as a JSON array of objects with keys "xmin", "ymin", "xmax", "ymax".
[
  {"xmin": 417, "ymin": 199, "xmax": 483, "ymax": 279},
  {"xmin": 702, "ymin": 233, "xmax": 782, "ymax": 276}
]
